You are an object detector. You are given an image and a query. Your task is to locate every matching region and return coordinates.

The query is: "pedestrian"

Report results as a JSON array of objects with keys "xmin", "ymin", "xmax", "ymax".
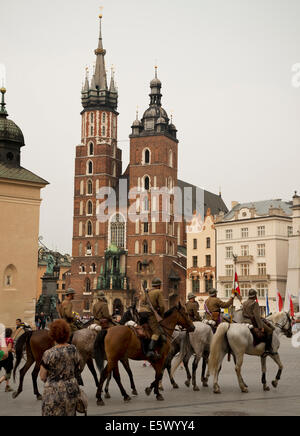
[
  {"xmin": 0, "ymin": 324, "xmax": 8, "ymax": 363},
  {"xmin": 0, "ymin": 328, "xmax": 14, "ymax": 392},
  {"xmin": 39, "ymin": 319, "xmax": 82, "ymax": 416},
  {"xmin": 39, "ymin": 312, "xmax": 46, "ymax": 330}
]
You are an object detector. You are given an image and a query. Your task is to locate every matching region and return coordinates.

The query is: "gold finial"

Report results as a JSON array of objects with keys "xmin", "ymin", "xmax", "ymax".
[
  {"xmin": 99, "ymin": 6, "xmax": 103, "ymax": 18},
  {"xmin": 0, "ymin": 87, "xmax": 6, "ymax": 94}
]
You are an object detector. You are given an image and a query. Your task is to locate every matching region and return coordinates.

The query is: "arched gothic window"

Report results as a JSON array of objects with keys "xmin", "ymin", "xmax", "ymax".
[
  {"xmin": 144, "ymin": 149, "xmax": 150, "ymax": 164},
  {"xmin": 109, "ymin": 214, "xmax": 125, "ymax": 249},
  {"xmin": 85, "ymin": 278, "xmax": 91, "ymax": 292},
  {"xmin": 143, "ymin": 240, "xmax": 148, "ymax": 254},
  {"xmin": 87, "ymin": 180, "xmax": 93, "ymax": 195},
  {"xmin": 89, "ymin": 142, "xmax": 94, "ymax": 156},
  {"xmin": 87, "ymin": 200, "xmax": 93, "ymax": 215},
  {"xmin": 87, "ymin": 221, "xmax": 93, "ymax": 236},
  {"xmin": 87, "ymin": 160, "xmax": 93, "ymax": 175},
  {"xmin": 144, "ymin": 176, "xmax": 150, "ymax": 191}
]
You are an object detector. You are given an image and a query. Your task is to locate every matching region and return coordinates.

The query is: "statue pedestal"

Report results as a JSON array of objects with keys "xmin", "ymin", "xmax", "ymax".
[{"xmin": 37, "ymin": 275, "xmax": 59, "ymax": 320}]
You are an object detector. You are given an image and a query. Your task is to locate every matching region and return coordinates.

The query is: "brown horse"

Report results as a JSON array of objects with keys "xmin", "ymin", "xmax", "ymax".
[{"xmin": 94, "ymin": 302, "xmax": 195, "ymax": 405}]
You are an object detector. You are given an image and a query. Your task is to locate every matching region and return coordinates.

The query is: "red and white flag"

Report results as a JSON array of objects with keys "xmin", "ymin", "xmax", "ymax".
[
  {"xmin": 276, "ymin": 292, "xmax": 283, "ymax": 312},
  {"xmin": 289, "ymin": 295, "xmax": 295, "ymax": 318},
  {"xmin": 232, "ymin": 272, "xmax": 241, "ymax": 295}
]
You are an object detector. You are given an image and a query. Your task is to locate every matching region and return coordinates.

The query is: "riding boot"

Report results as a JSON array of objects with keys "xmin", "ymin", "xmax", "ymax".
[
  {"xmin": 263, "ymin": 333, "xmax": 275, "ymax": 356},
  {"xmin": 146, "ymin": 339, "xmax": 160, "ymax": 360}
]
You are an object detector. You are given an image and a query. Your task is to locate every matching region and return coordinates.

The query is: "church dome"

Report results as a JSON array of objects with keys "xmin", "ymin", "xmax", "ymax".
[
  {"xmin": 150, "ymin": 76, "xmax": 161, "ymax": 88},
  {"xmin": 0, "ymin": 117, "xmax": 25, "ymax": 146},
  {"xmin": 142, "ymin": 105, "xmax": 168, "ymax": 120}
]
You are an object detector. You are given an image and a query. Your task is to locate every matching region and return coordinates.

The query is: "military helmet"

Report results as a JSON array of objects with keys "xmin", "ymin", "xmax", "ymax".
[
  {"xmin": 152, "ymin": 277, "xmax": 162, "ymax": 287},
  {"xmin": 187, "ymin": 292, "xmax": 196, "ymax": 300},
  {"xmin": 248, "ymin": 289, "xmax": 257, "ymax": 299},
  {"xmin": 66, "ymin": 288, "xmax": 76, "ymax": 295},
  {"xmin": 96, "ymin": 291, "xmax": 105, "ymax": 298},
  {"xmin": 209, "ymin": 288, "xmax": 217, "ymax": 297}
]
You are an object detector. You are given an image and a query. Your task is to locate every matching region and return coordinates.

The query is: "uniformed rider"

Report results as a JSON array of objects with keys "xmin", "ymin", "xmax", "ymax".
[
  {"xmin": 93, "ymin": 291, "xmax": 115, "ymax": 328},
  {"xmin": 60, "ymin": 288, "xmax": 78, "ymax": 333},
  {"xmin": 242, "ymin": 289, "xmax": 275, "ymax": 355},
  {"xmin": 205, "ymin": 288, "xmax": 234, "ymax": 326},
  {"xmin": 186, "ymin": 293, "xmax": 202, "ymax": 322},
  {"xmin": 139, "ymin": 277, "xmax": 165, "ymax": 360}
]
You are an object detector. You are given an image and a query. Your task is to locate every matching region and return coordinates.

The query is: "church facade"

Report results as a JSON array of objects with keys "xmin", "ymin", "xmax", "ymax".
[{"xmin": 69, "ymin": 15, "xmax": 227, "ymax": 315}]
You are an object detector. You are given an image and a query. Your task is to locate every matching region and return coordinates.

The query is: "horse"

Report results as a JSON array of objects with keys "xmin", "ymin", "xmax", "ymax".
[
  {"xmin": 12, "ymin": 305, "xmax": 140, "ymax": 400},
  {"xmin": 94, "ymin": 302, "xmax": 195, "ymax": 406},
  {"xmin": 208, "ymin": 311, "xmax": 293, "ymax": 394},
  {"xmin": 72, "ymin": 303, "xmax": 140, "ymax": 398},
  {"xmin": 169, "ymin": 321, "xmax": 213, "ymax": 391}
]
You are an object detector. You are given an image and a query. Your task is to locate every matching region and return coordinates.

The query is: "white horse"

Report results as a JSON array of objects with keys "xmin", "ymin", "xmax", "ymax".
[
  {"xmin": 170, "ymin": 321, "xmax": 213, "ymax": 391},
  {"xmin": 208, "ymin": 311, "xmax": 293, "ymax": 394}
]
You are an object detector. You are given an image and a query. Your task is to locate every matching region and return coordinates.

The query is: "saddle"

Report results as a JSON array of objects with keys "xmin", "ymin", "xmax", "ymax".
[
  {"xmin": 251, "ymin": 328, "xmax": 266, "ymax": 346},
  {"xmin": 125, "ymin": 321, "xmax": 151, "ymax": 340}
]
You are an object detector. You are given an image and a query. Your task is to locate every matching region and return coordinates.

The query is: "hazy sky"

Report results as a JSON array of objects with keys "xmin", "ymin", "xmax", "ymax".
[{"xmin": 1, "ymin": 0, "xmax": 300, "ymax": 254}]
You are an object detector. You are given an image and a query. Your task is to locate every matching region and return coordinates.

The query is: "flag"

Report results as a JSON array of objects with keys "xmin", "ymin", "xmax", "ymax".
[
  {"xmin": 266, "ymin": 291, "xmax": 270, "ymax": 316},
  {"xmin": 232, "ymin": 272, "xmax": 241, "ymax": 295},
  {"xmin": 277, "ymin": 292, "xmax": 283, "ymax": 312},
  {"xmin": 290, "ymin": 294, "xmax": 295, "ymax": 318}
]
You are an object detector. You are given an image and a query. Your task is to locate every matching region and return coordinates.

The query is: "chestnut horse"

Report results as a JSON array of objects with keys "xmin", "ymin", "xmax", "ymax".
[{"xmin": 94, "ymin": 302, "xmax": 195, "ymax": 405}]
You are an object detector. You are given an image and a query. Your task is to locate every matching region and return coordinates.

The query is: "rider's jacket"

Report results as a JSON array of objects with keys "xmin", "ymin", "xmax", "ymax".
[
  {"xmin": 139, "ymin": 288, "xmax": 165, "ymax": 317},
  {"xmin": 186, "ymin": 301, "xmax": 201, "ymax": 321}
]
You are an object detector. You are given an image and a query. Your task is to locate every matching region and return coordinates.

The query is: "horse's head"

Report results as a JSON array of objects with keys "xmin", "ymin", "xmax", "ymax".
[
  {"xmin": 271, "ymin": 311, "xmax": 293, "ymax": 338},
  {"xmin": 175, "ymin": 302, "xmax": 195, "ymax": 333}
]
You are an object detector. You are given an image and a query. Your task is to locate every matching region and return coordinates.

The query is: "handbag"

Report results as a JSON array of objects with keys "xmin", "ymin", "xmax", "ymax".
[{"xmin": 76, "ymin": 389, "xmax": 88, "ymax": 416}]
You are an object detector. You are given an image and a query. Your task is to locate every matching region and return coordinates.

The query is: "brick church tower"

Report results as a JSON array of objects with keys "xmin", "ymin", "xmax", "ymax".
[
  {"xmin": 126, "ymin": 69, "xmax": 184, "ymax": 306},
  {"xmin": 69, "ymin": 14, "xmax": 122, "ymax": 313}
]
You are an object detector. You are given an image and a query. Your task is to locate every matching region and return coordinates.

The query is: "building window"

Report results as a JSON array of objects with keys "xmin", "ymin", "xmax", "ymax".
[
  {"xmin": 225, "ymin": 265, "xmax": 233, "ymax": 277},
  {"xmin": 90, "ymin": 126, "xmax": 94, "ymax": 136},
  {"xmin": 225, "ymin": 246, "xmax": 233, "ymax": 259},
  {"xmin": 206, "ymin": 255, "xmax": 211, "ymax": 267},
  {"xmin": 192, "ymin": 278, "xmax": 200, "ymax": 293},
  {"xmin": 205, "ymin": 275, "xmax": 213, "ymax": 292},
  {"xmin": 257, "ymin": 226, "xmax": 265, "ymax": 237},
  {"xmin": 241, "ymin": 228, "xmax": 248, "ymax": 239},
  {"xmin": 257, "ymin": 244, "xmax": 266, "ymax": 257},
  {"xmin": 143, "ymin": 222, "xmax": 149, "ymax": 234},
  {"xmin": 241, "ymin": 245, "xmax": 249, "ymax": 256},
  {"xmin": 87, "ymin": 221, "xmax": 93, "ymax": 236},
  {"xmin": 288, "ymin": 226, "xmax": 293, "ymax": 237},
  {"xmin": 87, "ymin": 180, "xmax": 93, "ymax": 195},
  {"xmin": 240, "ymin": 283, "xmax": 250, "ymax": 298},
  {"xmin": 102, "ymin": 113, "xmax": 106, "ymax": 123},
  {"xmin": 226, "ymin": 229, "xmax": 233, "ymax": 240},
  {"xmin": 193, "ymin": 239, "xmax": 197, "ymax": 249},
  {"xmin": 144, "ymin": 176, "xmax": 150, "ymax": 191},
  {"xmin": 241, "ymin": 263, "xmax": 249, "ymax": 276},
  {"xmin": 256, "ymin": 283, "xmax": 267, "ymax": 298},
  {"xmin": 87, "ymin": 160, "xmax": 93, "ymax": 175},
  {"xmin": 86, "ymin": 242, "xmax": 92, "ymax": 256},
  {"xmin": 206, "ymin": 237, "xmax": 211, "ymax": 249},
  {"xmin": 224, "ymin": 284, "xmax": 232, "ymax": 298},
  {"xmin": 80, "ymin": 264, "xmax": 85, "ymax": 273},
  {"xmin": 110, "ymin": 213, "xmax": 125, "ymax": 249},
  {"xmin": 258, "ymin": 263, "xmax": 266, "ymax": 276},
  {"xmin": 87, "ymin": 200, "xmax": 93, "ymax": 215},
  {"xmin": 144, "ymin": 149, "xmax": 150, "ymax": 164},
  {"xmin": 102, "ymin": 126, "xmax": 106, "ymax": 136},
  {"xmin": 89, "ymin": 142, "xmax": 94, "ymax": 156},
  {"xmin": 85, "ymin": 278, "xmax": 91, "ymax": 292},
  {"xmin": 91, "ymin": 263, "xmax": 96, "ymax": 273},
  {"xmin": 143, "ymin": 240, "xmax": 148, "ymax": 254},
  {"xmin": 192, "ymin": 256, "xmax": 198, "ymax": 267}
]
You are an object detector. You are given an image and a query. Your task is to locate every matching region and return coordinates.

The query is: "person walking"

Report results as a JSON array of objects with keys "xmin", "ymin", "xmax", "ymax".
[
  {"xmin": 0, "ymin": 328, "xmax": 14, "ymax": 392},
  {"xmin": 40, "ymin": 319, "xmax": 81, "ymax": 416}
]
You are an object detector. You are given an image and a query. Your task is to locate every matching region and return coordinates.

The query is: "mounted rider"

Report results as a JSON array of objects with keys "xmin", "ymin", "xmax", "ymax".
[
  {"xmin": 186, "ymin": 293, "xmax": 202, "ymax": 322},
  {"xmin": 93, "ymin": 291, "xmax": 116, "ymax": 329},
  {"xmin": 60, "ymin": 288, "xmax": 79, "ymax": 333},
  {"xmin": 205, "ymin": 288, "xmax": 234, "ymax": 326},
  {"xmin": 139, "ymin": 277, "xmax": 165, "ymax": 360},
  {"xmin": 242, "ymin": 289, "xmax": 275, "ymax": 355}
]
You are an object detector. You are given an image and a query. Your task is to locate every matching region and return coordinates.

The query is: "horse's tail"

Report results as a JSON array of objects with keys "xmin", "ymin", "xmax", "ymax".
[
  {"xmin": 94, "ymin": 330, "xmax": 107, "ymax": 373},
  {"xmin": 208, "ymin": 323, "xmax": 230, "ymax": 375},
  {"xmin": 13, "ymin": 331, "xmax": 32, "ymax": 382},
  {"xmin": 170, "ymin": 332, "xmax": 192, "ymax": 378}
]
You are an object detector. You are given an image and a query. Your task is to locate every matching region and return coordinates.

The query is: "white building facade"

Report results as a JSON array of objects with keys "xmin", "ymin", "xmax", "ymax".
[{"xmin": 215, "ymin": 200, "xmax": 292, "ymax": 315}]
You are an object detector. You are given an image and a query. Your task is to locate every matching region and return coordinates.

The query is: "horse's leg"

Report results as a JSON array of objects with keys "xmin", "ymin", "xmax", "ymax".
[
  {"xmin": 183, "ymin": 353, "xmax": 192, "ymax": 388},
  {"xmin": 234, "ymin": 353, "xmax": 248, "ymax": 393},
  {"xmin": 32, "ymin": 363, "xmax": 42, "ymax": 400},
  {"xmin": 104, "ymin": 373, "xmax": 112, "ymax": 399},
  {"xmin": 166, "ymin": 360, "xmax": 178, "ymax": 389},
  {"xmin": 86, "ymin": 358, "xmax": 99, "ymax": 388},
  {"xmin": 120, "ymin": 359, "xmax": 138, "ymax": 396},
  {"xmin": 112, "ymin": 364, "xmax": 131, "ymax": 403},
  {"xmin": 260, "ymin": 356, "xmax": 270, "ymax": 391},
  {"xmin": 201, "ymin": 351, "xmax": 209, "ymax": 387},
  {"xmin": 96, "ymin": 363, "xmax": 111, "ymax": 406},
  {"xmin": 192, "ymin": 354, "xmax": 201, "ymax": 391},
  {"xmin": 270, "ymin": 353, "xmax": 283, "ymax": 389},
  {"xmin": 12, "ymin": 355, "xmax": 34, "ymax": 399}
]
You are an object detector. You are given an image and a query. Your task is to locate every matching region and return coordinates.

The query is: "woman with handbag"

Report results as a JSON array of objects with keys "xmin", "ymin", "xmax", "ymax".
[{"xmin": 40, "ymin": 319, "xmax": 87, "ymax": 416}]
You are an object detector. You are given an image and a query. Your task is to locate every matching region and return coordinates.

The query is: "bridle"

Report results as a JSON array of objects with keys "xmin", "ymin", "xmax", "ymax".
[
  {"xmin": 272, "ymin": 312, "xmax": 293, "ymax": 336},
  {"xmin": 160, "ymin": 306, "xmax": 194, "ymax": 340}
]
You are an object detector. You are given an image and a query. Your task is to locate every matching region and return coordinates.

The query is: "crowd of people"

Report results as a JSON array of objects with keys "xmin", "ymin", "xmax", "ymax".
[{"xmin": 0, "ymin": 281, "xmax": 298, "ymax": 416}]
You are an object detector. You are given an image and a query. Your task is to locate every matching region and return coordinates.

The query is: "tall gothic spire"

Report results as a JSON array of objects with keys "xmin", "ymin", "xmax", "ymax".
[{"xmin": 94, "ymin": 14, "xmax": 108, "ymax": 90}]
